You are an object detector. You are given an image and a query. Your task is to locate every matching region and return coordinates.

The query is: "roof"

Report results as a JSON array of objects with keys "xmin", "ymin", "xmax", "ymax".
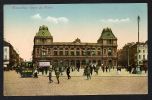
[
  {"xmin": 35, "ymin": 25, "xmax": 52, "ymax": 37},
  {"xmin": 98, "ymin": 28, "xmax": 117, "ymax": 40}
]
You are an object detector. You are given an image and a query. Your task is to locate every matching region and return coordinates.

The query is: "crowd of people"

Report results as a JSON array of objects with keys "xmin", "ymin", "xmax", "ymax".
[{"xmin": 15, "ymin": 61, "xmax": 148, "ymax": 84}]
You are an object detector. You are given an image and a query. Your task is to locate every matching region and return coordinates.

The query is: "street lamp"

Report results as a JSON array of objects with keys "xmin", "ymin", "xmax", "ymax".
[{"xmin": 136, "ymin": 15, "xmax": 141, "ymax": 74}]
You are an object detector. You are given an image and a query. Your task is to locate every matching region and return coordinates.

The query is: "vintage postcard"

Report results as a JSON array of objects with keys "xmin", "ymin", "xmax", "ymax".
[{"xmin": 3, "ymin": 4, "xmax": 148, "ymax": 96}]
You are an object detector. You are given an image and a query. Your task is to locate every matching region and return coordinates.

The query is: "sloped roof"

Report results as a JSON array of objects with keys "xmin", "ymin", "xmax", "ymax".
[
  {"xmin": 36, "ymin": 25, "xmax": 52, "ymax": 37},
  {"xmin": 99, "ymin": 28, "xmax": 117, "ymax": 40}
]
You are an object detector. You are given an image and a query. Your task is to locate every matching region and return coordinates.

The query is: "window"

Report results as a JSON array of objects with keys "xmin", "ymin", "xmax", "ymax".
[
  {"xmin": 143, "ymin": 55, "xmax": 145, "ymax": 60},
  {"xmin": 139, "ymin": 55, "xmax": 141, "ymax": 59},
  {"xmin": 108, "ymin": 48, "xmax": 112, "ymax": 56},
  {"xmin": 76, "ymin": 51, "xmax": 80, "ymax": 56},
  {"xmin": 36, "ymin": 48, "xmax": 39, "ymax": 54},
  {"xmin": 59, "ymin": 51, "xmax": 63, "ymax": 56},
  {"xmin": 143, "ymin": 50, "xmax": 145, "ymax": 53},
  {"xmin": 65, "ymin": 51, "xmax": 68, "ymax": 56},
  {"xmin": 97, "ymin": 51, "xmax": 101, "ymax": 56},
  {"xmin": 42, "ymin": 51, "xmax": 46, "ymax": 56},
  {"xmin": 138, "ymin": 50, "xmax": 141, "ymax": 53},
  {"xmin": 82, "ymin": 51, "xmax": 84, "ymax": 56},
  {"xmin": 4, "ymin": 48, "xmax": 7, "ymax": 52},
  {"xmin": 104, "ymin": 49, "xmax": 106, "ymax": 54},
  {"xmin": 54, "ymin": 51, "xmax": 58, "ymax": 56},
  {"xmin": 71, "ymin": 51, "xmax": 74, "ymax": 56},
  {"xmin": 87, "ymin": 51, "xmax": 91, "ymax": 56},
  {"xmin": 92, "ymin": 51, "xmax": 96, "ymax": 56},
  {"xmin": 107, "ymin": 40, "xmax": 112, "ymax": 44}
]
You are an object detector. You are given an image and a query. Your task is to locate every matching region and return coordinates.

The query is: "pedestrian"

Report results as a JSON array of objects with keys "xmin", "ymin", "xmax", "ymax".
[
  {"xmin": 66, "ymin": 66, "xmax": 71, "ymax": 79},
  {"xmin": 33, "ymin": 68, "xmax": 38, "ymax": 78},
  {"xmin": 95, "ymin": 65, "xmax": 99, "ymax": 75},
  {"xmin": 59, "ymin": 61, "xmax": 63, "ymax": 75},
  {"xmin": 86, "ymin": 64, "xmax": 91, "ymax": 80},
  {"xmin": 108, "ymin": 66, "xmax": 111, "ymax": 72},
  {"xmin": 117, "ymin": 66, "xmax": 121, "ymax": 75},
  {"xmin": 16, "ymin": 66, "xmax": 19, "ymax": 74},
  {"xmin": 55, "ymin": 66, "xmax": 60, "ymax": 84},
  {"xmin": 49, "ymin": 65, "xmax": 53, "ymax": 83},
  {"xmin": 144, "ymin": 65, "xmax": 147, "ymax": 73},
  {"xmin": 102, "ymin": 66, "xmax": 105, "ymax": 73},
  {"xmin": 76, "ymin": 63, "xmax": 80, "ymax": 72},
  {"xmin": 45, "ymin": 67, "xmax": 48, "ymax": 75},
  {"xmin": 106, "ymin": 66, "xmax": 108, "ymax": 72},
  {"xmin": 90, "ymin": 64, "xmax": 93, "ymax": 75}
]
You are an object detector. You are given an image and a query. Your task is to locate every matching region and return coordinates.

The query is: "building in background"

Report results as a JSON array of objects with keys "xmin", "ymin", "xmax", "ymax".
[
  {"xmin": 117, "ymin": 42, "xmax": 135, "ymax": 67},
  {"xmin": 3, "ymin": 40, "xmax": 23, "ymax": 70},
  {"xmin": 129, "ymin": 41, "xmax": 148, "ymax": 69},
  {"xmin": 117, "ymin": 41, "xmax": 148, "ymax": 69},
  {"xmin": 32, "ymin": 25, "xmax": 118, "ymax": 68}
]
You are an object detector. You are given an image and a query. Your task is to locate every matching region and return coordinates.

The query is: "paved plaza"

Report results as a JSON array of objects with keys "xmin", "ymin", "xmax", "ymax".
[{"xmin": 4, "ymin": 69, "xmax": 148, "ymax": 96}]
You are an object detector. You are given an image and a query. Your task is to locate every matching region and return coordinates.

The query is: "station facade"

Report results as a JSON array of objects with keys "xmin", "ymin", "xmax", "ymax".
[{"xmin": 32, "ymin": 25, "xmax": 117, "ymax": 68}]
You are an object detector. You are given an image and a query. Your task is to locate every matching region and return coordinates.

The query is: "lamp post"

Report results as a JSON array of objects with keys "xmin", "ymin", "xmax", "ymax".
[{"xmin": 136, "ymin": 16, "xmax": 141, "ymax": 74}]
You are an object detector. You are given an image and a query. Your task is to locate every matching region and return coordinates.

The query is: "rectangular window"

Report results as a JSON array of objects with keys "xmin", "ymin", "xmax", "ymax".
[
  {"xmin": 71, "ymin": 51, "xmax": 74, "ymax": 56},
  {"xmin": 97, "ymin": 51, "xmax": 101, "ymax": 56},
  {"xmin": 143, "ymin": 50, "xmax": 145, "ymax": 53},
  {"xmin": 5, "ymin": 48, "xmax": 7, "ymax": 52},
  {"xmin": 138, "ymin": 50, "xmax": 141, "ymax": 53},
  {"xmin": 76, "ymin": 51, "xmax": 80, "ymax": 56},
  {"xmin": 143, "ymin": 55, "xmax": 145, "ymax": 60},
  {"xmin": 59, "ymin": 51, "xmax": 63, "ymax": 56},
  {"xmin": 139, "ymin": 55, "xmax": 141, "ymax": 59},
  {"xmin": 54, "ymin": 51, "xmax": 58, "ymax": 56},
  {"xmin": 82, "ymin": 51, "xmax": 84, "ymax": 56},
  {"xmin": 65, "ymin": 51, "xmax": 68, "ymax": 56}
]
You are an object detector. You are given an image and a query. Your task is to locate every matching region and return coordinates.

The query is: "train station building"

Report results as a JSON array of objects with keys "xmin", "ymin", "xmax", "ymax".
[{"xmin": 32, "ymin": 25, "xmax": 118, "ymax": 68}]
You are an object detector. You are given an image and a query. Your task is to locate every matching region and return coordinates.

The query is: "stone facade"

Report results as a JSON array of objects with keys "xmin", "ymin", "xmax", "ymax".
[{"xmin": 32, "ymin": 25, "xmax": 117, "ymax": 68}]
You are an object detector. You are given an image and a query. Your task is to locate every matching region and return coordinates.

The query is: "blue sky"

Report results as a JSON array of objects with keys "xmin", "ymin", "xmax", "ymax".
[{"xmin": 4, "ymin": 4, "xmax": 147, "ymax": 61}]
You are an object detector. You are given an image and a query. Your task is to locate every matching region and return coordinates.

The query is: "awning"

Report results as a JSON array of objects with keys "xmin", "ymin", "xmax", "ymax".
[{"xmin": 39, "ymin": 62, "xmax": 50, "ymax": 67}]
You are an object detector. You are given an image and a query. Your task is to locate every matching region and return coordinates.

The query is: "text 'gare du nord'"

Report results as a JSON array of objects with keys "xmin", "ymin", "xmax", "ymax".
[{"xmin": 32, "ymin": 25, "xmax": 118, "ymax": 69}]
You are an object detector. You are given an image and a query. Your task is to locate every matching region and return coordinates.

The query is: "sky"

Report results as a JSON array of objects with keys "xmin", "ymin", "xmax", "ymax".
[{"xmin": 4, "ymin": 4, "xmax": 148, "ymax": 61}]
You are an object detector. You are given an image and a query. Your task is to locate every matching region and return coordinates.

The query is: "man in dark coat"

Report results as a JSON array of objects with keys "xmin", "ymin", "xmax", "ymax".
[
  {"xmin": 86, "ymin": 64, "xmax": 91, "ymax": 80},
  {"xmin": 49, "ymin": 65, "xmax": 53, "ymax": 83},
  {"xmin": 66, "ymin": 66, "xmax": 71, "ymax": 79},
  {"xmin": 55, "ymin": 66, "xmax": 60, "ymax": 84}
]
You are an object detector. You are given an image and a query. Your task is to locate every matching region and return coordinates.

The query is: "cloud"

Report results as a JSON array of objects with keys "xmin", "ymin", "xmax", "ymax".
[
  {"xmin": 31, "ymin": 13, "xmax": 42, "ymax": 20},
  {"xmin": 45, "ymin": 16, "xmax": 69, "ymax": 24},
  {"xmin": 100, "ymin": 18, "xmax": 130, "ymax": 23}
]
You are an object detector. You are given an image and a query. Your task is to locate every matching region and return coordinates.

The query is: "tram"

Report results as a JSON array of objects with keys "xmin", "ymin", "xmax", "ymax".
[{"xmin": 20, "ymin": 61, "xmax": 34, "ymax": 77}]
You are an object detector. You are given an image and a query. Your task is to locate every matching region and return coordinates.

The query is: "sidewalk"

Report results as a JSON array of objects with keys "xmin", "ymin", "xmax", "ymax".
[{"xmin": 38, "ymin": 68, "xmax": 148, "ymax": 77}]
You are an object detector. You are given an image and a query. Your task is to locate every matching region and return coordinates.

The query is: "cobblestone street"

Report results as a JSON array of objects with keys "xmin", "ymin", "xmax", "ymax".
[{"xmin": 4, "ymin": 70, "xmax": 148, "ymax": 96}]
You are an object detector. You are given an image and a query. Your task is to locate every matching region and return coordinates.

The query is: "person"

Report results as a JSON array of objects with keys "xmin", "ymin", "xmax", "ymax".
[
  {"xmin": 55, "ymin": 66, "xmax": 60, "ymax": 84},
  {"xmin": 106, "ymin": 66, "xmax": 108, "ymax": 72},
  {"xmin": 33, "ymin": 68, "xmax": 38, "ymax": 78},
  {"xmin": 86, "ymin": 64, "xmax": 91, "ymax": 80},
  {"xmin": 143, "ymin": 65, "xmax": 147, "ymax": 73},
  {"xmin": 117, "ymin": 66, "xmax": 121, "ymax": 75},
  {"xmin": 49, "ymin": 65, "xmax": 53, "ymax": 83},
  {"xmin": 66, "ymin": 66, "xmax": 71, "ymax": 79},
  {"xmin": 90, "ymin": 64, "xmax": 93, "ymax": 75},
  {"xmin": 16, "ymin": 66, "xmax": 19, "ymax": 74},
  {"xmin": 108, "ymin": 65, "xmax": 111, "ymax": 72},
  {"xmin": 95, "ymin": 65, "xmax": 99, "ymax": 75},
  {"xmin": 76, "ymin": 63, "xmax": 80, "ymax": 72},
  {"xmin": 102, "ymin": 65, "xmax": 105, "ymax": 73},
  {"xmin": 59, "ymin": 61, "xmax": 63, "ymax": 75}
]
